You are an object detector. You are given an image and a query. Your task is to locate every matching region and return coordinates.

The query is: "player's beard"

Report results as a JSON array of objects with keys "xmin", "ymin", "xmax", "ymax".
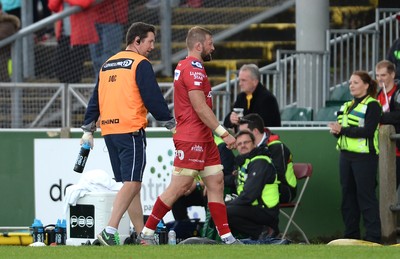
[{"xmin": 201, "ymin": 50, "xmax": 212, "ymax": 62}]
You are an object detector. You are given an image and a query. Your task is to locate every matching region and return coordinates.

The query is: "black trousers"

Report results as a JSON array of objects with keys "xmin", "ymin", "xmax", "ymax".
[
  {"xmin": 171, "ymin": 188, "xmax": 206, "ymax": 221},
  {"xmin": 226, "ymin": 204, "xmax": 279, "ymax": 239},
  {"xmin": 279, "ymin": 184, "xmax": 297, "ymax": 203},
  {"xmin": 339, "ymin": 153, "xmax": 381, "ymax": 243}
]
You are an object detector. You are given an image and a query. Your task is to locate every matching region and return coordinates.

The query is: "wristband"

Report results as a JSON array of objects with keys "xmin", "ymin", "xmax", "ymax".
[{"xmin": 214, "ymin": 125, "xmax": 228, "ymax": 137}]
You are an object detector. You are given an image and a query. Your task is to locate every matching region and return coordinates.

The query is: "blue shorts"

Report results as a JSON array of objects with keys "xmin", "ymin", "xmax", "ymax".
[{"xmin": 104, "ymin": 130, "xmax": 146, "ymax": 182}]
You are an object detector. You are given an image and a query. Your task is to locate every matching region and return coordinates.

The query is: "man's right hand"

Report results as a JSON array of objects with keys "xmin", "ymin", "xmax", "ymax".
[
  {"xmin": 80, "ymin": 132, "xmax": 94, "ymax": 149},
  {"xmin": 230, "ymin": 112, "xmax": 240, "ymax": 125}
]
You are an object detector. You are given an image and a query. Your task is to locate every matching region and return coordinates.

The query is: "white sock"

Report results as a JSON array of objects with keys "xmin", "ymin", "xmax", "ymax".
[
  {"xmin": 221, "ymin": 233, "xmax": 236, "ymax": 244},
  {"xmin": 142, "ymin": 227, "xmax": 155, "ymax": 236},
  {"xmin": 105, "ymin": 226, "xmax": 117, "ymax": 234}
]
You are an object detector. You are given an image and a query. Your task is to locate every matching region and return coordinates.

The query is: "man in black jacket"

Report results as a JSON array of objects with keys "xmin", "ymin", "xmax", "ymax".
[
  {"xmin": 226, "ymin": 130, "xmax": 280, "ymax": 240},
  {"xmin": 223, "ymin": 64, "xmax": 281, "ymax": 132},
  {"xmin": 239, "ymin": 113, "xmax": 297, "ymax": 203}
]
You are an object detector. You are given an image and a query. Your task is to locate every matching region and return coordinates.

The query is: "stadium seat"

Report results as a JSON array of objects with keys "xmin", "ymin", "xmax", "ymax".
[
  {"xmin": 330, "ymin": 84, "xmax": 352, "ymax": 102},
  {"xmin": 314, "ymin": 106, "xmax": 341, "ymax": 121},
  {"xmin": 280, "ymin": 107, "xmax": 313, "ymax": 121},
  {"xmin": 325, "ymin": 84, "xmax": 352, "ymax": 107},
  {"xmin": 280, "ymin": 163, "xmax": 313, "ymax": 244}
]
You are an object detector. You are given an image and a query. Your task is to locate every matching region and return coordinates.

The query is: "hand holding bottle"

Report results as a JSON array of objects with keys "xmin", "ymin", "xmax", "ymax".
[{"xmin": 80, "ymin": 132, "xmax": 94, "ymax": 149}]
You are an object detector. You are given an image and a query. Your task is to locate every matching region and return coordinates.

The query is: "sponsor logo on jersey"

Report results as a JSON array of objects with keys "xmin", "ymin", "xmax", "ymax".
[
  {"xmin": 101, "ymin": 118, "xmax": 120, "ymax": 125},
  {"xmin": 190, "ymin": 71, "xmax": 204, "ymax": 81},
  {"xmin": 188, "ymin": 158, "xmax": 205, "ymax": 163},
  {"xmin": 194, "ymin": 81, "xmax": 202, "ymax": 86},
  {"xmin": 191, "ymin": 145, "xmax": 204, "ymax": 152},
  {"xmin": 174, "ymin": 70, "xmax": 181, "ymax": 80},
  {"xmin": 102, "ymin": 58, "xmax": 133, "ymax": 71},
  {"xmin": 191, "ymin": 61, "xmax": 203, "ymax": 69}
]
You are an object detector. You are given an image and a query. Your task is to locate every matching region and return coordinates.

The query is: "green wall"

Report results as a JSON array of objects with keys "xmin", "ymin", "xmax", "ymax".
[{"xmin": 0, "ymin": 128, "xmax": 343, "ymax": 242}]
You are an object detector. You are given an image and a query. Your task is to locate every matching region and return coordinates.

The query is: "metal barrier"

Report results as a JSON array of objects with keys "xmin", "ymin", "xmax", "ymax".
[
  {"xmin": 326, "ymin": 29, "xmax": 379, "ymax": 91},
  {"xmin": 277, "ymin": 50, "xmax": 329, "ymax": 112},
  {"xmin": 0, "ymin": 82, "xmax": 174, "ymax": 129},
  {"xmin": 216, "ymin": 8, "xmax": 400, "ymax": 124},
  {"xmin": 2, "ymin": 6, "xmax": 400, "ymax": 128}
]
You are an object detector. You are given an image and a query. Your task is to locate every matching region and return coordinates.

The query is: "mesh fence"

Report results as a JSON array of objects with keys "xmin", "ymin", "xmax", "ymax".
[
  {"xmin": 1, "ymin": 0, "xmax": 287, "ymax": 129},
  {"xmin": 18, "ymin": 0, "xmax": 286, "ymax": 84}
]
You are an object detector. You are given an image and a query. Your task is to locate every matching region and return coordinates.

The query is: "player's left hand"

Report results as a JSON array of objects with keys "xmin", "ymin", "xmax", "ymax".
[
  {"xmin": 223, "ymin": 134, "xmax": 236, "ymax": 149},
  {"xmin": 80, "ymin": 132, "xmax": 94, "ymax": 149}
]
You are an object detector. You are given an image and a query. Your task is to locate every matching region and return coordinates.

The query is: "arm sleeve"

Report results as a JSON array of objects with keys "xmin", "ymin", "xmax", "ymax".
[
  {"xmin": 83, "ymin": 80, "xmax": 100, "ymax": 126},
  {"xmin": 223, "ymin": 95, "xmax": 245, "ymax": 128},
  {"xmin": 230, "ymin": 160, "xmax": 275, "ymax": 206},
  {"xmin": 260, "ymin": 94, "xmax": 281, "ymax": 127},
  {"xmin": 269, "ymin": 143, "xmax": 286, "ymax": 178},
  {"xmin": 223, "ymin": 111, "xmax": 234, "ymax": 128},
  {"xmin": 48, "ymin": 0, "xmax": 63, "ymax": 12},
  {"xmin": 381, "ymin": 110, "xmax": 400, "ymax": 124},
  {"xmin": 340, "ymin": 102, "xmax": 381, "ymax": 138},
  {"xmin": 136, "ymin": 60, "xmax": 175, "ymax": 127},
  {"xmin": 381, "ymin": 91, "xmax": 400, "ymax": 124}
]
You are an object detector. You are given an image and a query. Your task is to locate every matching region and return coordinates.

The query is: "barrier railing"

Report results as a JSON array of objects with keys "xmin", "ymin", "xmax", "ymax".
[{"xmin": 0, "ymin": 82, "xmax": 174, "ymax": 129}]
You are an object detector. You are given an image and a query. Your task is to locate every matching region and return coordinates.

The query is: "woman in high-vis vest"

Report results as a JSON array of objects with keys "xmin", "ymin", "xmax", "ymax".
[{"xmin": 328, "ymin": 71, "xmax": 382, "ymax": 244}]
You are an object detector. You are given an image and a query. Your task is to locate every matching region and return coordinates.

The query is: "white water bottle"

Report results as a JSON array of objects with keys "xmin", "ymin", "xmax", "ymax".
[{"xmin": 168, "ymin": 229, "xmax": 176, "ymax": 245}]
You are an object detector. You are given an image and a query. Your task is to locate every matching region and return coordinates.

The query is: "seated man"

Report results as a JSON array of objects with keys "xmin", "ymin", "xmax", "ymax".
[
  {"xmin": 226, "ymin": 130, "xmax": 280, "ymax": 240},
  {"xmin": 239, "ymin": 113, "xmax": 297, "ymax": 203}
]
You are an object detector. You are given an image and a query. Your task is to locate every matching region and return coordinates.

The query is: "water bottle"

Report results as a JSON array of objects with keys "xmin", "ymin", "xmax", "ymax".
[
  {"xmin": 31, "ymin": 219, "xmax": 45, "ymax": 243},
  {"xmin": 73, "ymin": 142, "xmax": 90, "ymax": 173},
  {"xmin": 168, "ymin": 229, "xmax": 176, "ymax": 245},
  {"xmin": 55, "ymin": 219, "xmax": 67, "ymax": 245},
  {"xmin": 45, "ymin": 225, "xmax": 55, "ymax": 245},
  {"xmin": 155, "ymin": 221, "xmax": 167, "ymax": 245}
]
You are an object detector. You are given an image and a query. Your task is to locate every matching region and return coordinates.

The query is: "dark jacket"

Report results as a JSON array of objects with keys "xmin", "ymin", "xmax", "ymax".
[
  {"xmin": 264, "ymin": 129, "xmax": 297, "ymax": 202},
  {"xmin": 224, "ymin": 83, "xmax": 281, "ymax": 129},
  {"xmin": 230, "ymin": 146, "xmax": 277, "ymax": 206},
  {"xmin": 378, "ymin": 85, "xmax": 400, "ymax": 150}
]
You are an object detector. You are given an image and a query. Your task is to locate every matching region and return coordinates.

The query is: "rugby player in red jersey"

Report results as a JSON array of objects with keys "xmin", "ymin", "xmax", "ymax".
[{"xmin": 139, "ymin": 26, "xmax": 241, "ymax": 245}]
